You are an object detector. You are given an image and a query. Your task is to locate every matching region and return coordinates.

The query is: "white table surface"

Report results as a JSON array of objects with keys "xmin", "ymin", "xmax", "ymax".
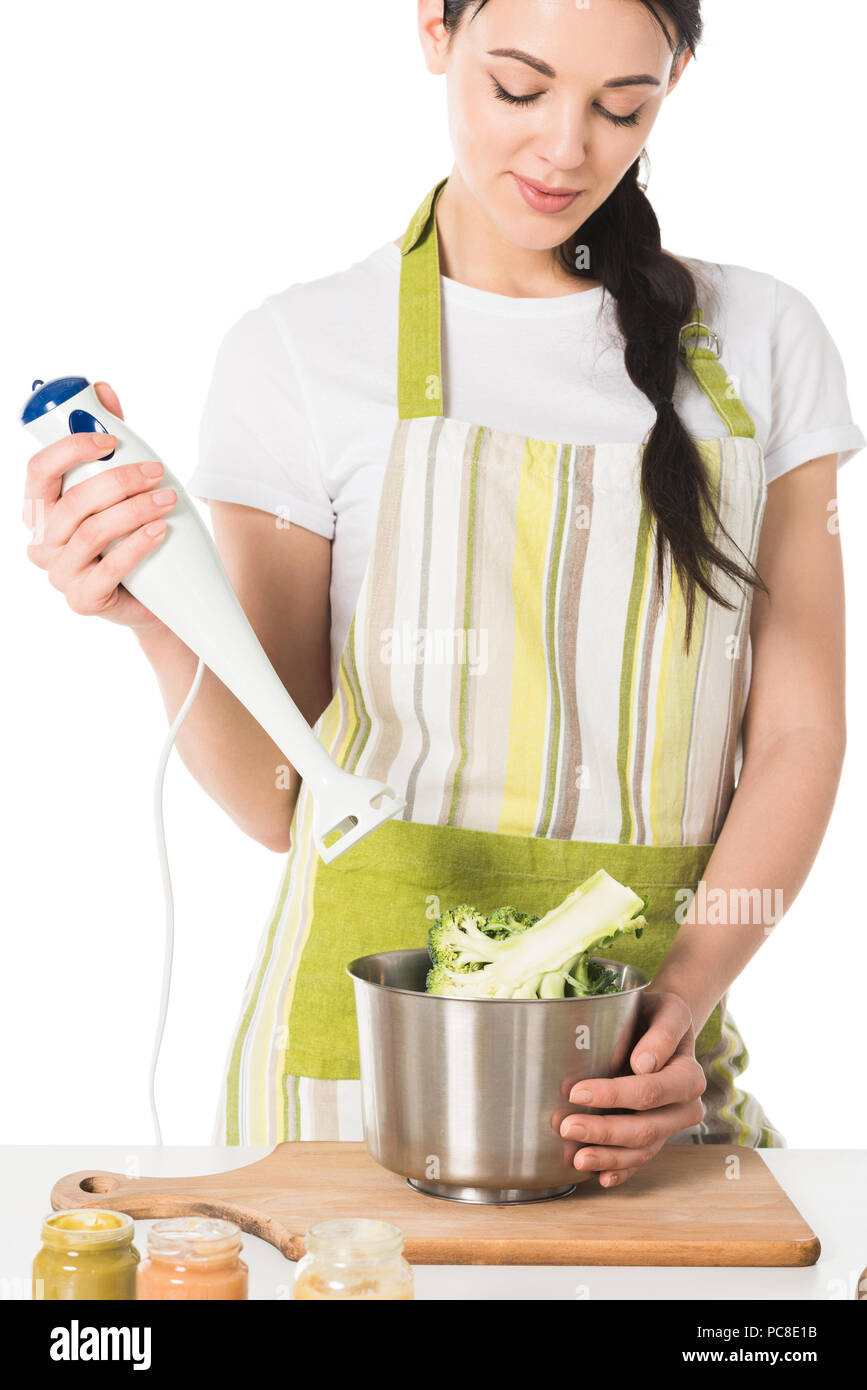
[{"xmin": 4, "ymin": 1146, "xmax": 865, "ymax": 1301}]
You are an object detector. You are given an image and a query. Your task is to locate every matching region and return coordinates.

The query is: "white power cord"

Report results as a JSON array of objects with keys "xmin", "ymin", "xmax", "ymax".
[{"xmin": 148, "ymin": 655, "xmax": 207, "ymax": 1145}]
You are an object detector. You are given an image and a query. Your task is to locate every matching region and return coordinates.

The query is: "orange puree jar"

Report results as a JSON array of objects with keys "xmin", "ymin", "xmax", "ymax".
[
  {"xmin": 293, "ymin": 1219, "xmax": 414, "ymax": 1301},
  {"xmin": 33, "ymin": 1210, "xmax": 139, "ymax": 1300},
  {"xmin": 137, "ymin": 1218, "xmax": 248, "ymax": 1300}
]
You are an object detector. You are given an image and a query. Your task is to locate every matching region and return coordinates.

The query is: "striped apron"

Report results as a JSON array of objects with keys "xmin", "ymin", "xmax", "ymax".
[{"xmin": 215, "ymin": 177, "xmax": 785, "ymax": 1150}]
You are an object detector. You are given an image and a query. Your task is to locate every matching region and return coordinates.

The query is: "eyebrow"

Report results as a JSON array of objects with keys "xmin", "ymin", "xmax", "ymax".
[{"xmin": 487, "ymin": 48, "xmax": 661, "ymax": 88}]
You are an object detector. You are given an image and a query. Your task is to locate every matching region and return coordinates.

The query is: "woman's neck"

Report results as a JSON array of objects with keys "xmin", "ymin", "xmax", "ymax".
[{"xmin": 395, "ymin": 166, "xmax": 602, "ymax": 300}]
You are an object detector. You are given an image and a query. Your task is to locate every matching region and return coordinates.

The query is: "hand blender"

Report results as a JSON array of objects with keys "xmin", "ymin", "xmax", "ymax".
[{"xmin": 20, "ymin": 376, "xmax": 406, "ymax": 863}]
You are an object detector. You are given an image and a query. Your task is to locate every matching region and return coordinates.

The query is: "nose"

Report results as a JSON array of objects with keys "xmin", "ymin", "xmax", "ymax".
[{"xmin": 537, "ymin": 102, "xmax": 589, "ymax": 174}]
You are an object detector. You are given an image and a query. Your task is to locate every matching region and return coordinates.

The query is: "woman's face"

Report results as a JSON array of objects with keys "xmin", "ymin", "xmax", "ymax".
[{"xmin": 420, "ymin": 0, "xmax": 691, "ymax": 250}]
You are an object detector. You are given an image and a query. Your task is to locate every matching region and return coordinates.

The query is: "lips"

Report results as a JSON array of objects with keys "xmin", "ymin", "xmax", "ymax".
[
  {"xmin": 521, "ymin": 177, "xmax": 581, "ymax": 195},
  {"xmin": 511, "ymin": 172, "xmax": 584, "ymax": 214}
]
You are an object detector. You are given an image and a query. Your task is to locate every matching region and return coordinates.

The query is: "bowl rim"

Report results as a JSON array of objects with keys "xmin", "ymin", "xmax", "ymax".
[{"xmin": 346, "ymin": 948, "xmax": 648, "ymax": 1002}]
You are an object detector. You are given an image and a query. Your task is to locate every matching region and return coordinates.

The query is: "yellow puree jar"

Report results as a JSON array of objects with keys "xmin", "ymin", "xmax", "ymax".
[
  {"xmin": 33, "ymin": 1210, "xmax": 139, "ymax": 1300},
  {"xmin": 293, "ymin": 1219, "xmax": 414, "ymax": 1301}
]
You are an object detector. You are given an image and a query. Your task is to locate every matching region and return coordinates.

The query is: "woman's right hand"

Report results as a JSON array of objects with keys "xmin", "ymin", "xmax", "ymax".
[{"xmin": 23, "ymin": 381, "xmax": 178, "ymax": 632}]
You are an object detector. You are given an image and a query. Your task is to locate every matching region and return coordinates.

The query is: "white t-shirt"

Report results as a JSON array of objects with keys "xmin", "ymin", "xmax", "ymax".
[{"xmin": 189, "ymin": 242, "xmax": 865, "ymax": 689}]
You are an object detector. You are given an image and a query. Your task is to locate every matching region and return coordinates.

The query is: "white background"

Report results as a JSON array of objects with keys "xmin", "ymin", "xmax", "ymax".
[{"xmin": 2, "ymin": 0, "xmax": 865, "ymax": 1148}]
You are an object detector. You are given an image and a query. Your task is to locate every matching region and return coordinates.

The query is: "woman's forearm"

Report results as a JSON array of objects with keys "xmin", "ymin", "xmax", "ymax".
[
  {"xmin": 133, "ymin": 621, "xmax": 301, "ymax": 853},
  {"xmin": 650, "ymin": 727, "xmax": 846, "ymax": 1034}
]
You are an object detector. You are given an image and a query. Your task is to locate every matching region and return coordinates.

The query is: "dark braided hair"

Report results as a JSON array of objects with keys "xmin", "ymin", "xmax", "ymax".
[{"xmin": 442, "ymin": 0, "xmax": 768, "ymax": 653}]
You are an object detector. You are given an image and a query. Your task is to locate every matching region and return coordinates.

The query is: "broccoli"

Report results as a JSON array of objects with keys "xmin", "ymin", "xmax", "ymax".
[
  {"xmin": 536, "ymin": 953, "xmax": 619, "ymax": 999},
  {"xmin": 425, "ymin": 904, "xmax": 538, "ymax": 993},
  {"xmin": 565, "ymin": 954, "xmax": 621, "ymax": 997},
  {"xmin": 425, "ymin": 869, "xmax": 647, "ymax": 1000},
  {"xmin": 427, "ymin": 905, "xmax": 497, "ymax": 972},
  {"xmin": 485, "ymin": 906, "xmax": 540, "ymax": 936}
]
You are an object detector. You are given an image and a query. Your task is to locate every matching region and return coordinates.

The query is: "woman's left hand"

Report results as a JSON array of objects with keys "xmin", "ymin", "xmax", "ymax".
[{"xmin": 558, "ymin": 990, "xmax": 706, "ymax": 1188}]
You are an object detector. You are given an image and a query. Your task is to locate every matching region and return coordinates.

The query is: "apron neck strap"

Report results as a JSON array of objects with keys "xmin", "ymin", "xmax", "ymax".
[
  {"xmin": 678, "ymin": 314, "xmax": 757, "ymax": 439},
  {"xmin": 397, "ymin": 178, "xmax": 757, "ymax": 439},
  {"xmin": 397, "ymin": 177, "xmax": 448, "ymax": 420}
]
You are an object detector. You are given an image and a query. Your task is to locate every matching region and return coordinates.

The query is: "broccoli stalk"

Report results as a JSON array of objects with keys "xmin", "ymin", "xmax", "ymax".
[{"xmin": 426, "ymin": 869, "xmax": 646, "ymax": 999}]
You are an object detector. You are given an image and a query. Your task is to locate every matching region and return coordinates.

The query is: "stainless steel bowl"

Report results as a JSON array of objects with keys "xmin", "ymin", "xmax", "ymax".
[{"xmin": 347, "ymin": 948, "xmax": 648, "ymax": 1203}]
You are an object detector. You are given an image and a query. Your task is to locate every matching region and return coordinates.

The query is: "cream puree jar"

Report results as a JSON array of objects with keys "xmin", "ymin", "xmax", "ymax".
[{"xmin": 293, "ymin": 1219, "xmax": 414, "ymax": 1301}]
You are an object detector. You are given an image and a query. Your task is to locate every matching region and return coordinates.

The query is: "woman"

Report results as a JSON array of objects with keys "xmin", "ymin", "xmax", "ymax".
[{"xmin": 24, "ymin": 0, "xmax": 863, "ymax": 1186}]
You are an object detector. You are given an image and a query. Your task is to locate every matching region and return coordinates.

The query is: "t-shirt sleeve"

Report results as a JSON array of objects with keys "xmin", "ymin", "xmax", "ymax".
[
  {"xmin": 186, "ymin": 297, "xmax": 336, "ymax": 539},
  {"xmin": 763, "ymin": 277, "xmax": 866, "ymax": 485}
]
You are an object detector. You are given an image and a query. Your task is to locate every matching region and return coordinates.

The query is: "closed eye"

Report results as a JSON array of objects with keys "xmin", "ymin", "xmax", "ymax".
[
  {"xmin": 491, "ymin": 77, "xmax": 544, "ymax": 107},
  {"xmin": 595, "ymin": 105, "xmax": 642, "ymax": 127}
]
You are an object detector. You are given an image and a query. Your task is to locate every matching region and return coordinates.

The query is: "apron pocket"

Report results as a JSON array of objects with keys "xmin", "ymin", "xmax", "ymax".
[{"xmin": 284, "ymin": 817, "xmax": 716, "ymax": 1079}]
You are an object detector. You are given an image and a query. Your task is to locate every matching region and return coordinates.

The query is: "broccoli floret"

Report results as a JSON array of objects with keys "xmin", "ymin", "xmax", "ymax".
[
  {"xmin": 426, "ymin": 904, "xmax": 539, "ymax": 988},
  {"xmin": 485, "ymin": 906, "xmax": 540, "ymax": 938},
  {"xmin": 425, "ymin": 960, "xmax": 464, "ymax": 995},
  {"xmin": 565, "ymin": 955, "xmax": 620, "ymax": 997},
  {"xmin": 425, "ymin": 870, "xmax": 648, "ymax": 1000},
  {"xmin": 427, "ymin": 904, "xmax": 492, "ymax": 973},
  {"xmin": 424, "ymin": 904, "xmax": 522, "ymax": 992}
]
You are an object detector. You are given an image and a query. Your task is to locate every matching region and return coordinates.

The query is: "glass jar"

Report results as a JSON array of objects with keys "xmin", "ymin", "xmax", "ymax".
[
  {"xmin": 137, "ymin": 1218, "xmax": 248, "ymax": 1300},
  {"xmin": 33, "ymin": 1209, "xmax": 139, "ymax": 1300},
  {"xmin": 293, "ymin": 1219, "xmax": 414, "ymax": 1301}
]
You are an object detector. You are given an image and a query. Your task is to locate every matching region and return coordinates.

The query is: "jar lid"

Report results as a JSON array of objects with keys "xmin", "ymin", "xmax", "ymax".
[
  {"xmin": 147, "ymin": 1217, "xmax": 242, "ymax": 1261},
  {"xmin": 41, "ymin": 1209, "xmax": 135, "ymax": 1249},
  {"xmin": 305, "ymin": 1218, "xmax": 404, "ymax": 1262}
]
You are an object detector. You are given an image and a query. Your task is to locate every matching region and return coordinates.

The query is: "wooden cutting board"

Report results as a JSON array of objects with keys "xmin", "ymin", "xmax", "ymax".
[{"xmin": 51, "ymin": 1143, "xmax": 820, "ymax": 1267}]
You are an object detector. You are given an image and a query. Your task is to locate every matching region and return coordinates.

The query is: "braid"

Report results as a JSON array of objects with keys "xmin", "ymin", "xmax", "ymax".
[{"xmin": 562, "ymin": 160, "xmax": 769, "ymax": 652}]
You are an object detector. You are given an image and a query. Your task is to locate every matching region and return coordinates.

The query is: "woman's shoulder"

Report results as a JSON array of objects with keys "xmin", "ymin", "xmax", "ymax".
[
  {"xmin": 203, "ymin": 243, "xmax": 398, "ymax": 395},
  {"xmin": 676, "ymin": 255, "xmax": 829, "ymax": 342},
  {"xmin": 676, "ymin": 255, "xmax": 772, "ymax": 327},
  {"xmin": 215, "ymin": 242, "xmax": 399, "ymax": 370},
  {"xmin": 676, "ymin": 257, "xmax": 864, "ymax": 483},
  {"xmin": 268, "ymin": 243, "xmax": 398, "ymax": 332}
]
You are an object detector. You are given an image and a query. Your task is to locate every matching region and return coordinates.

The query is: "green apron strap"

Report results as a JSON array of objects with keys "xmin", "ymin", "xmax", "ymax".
[
  {"xmin": 679, "ymin": 310, "xmax": 757, "ymax": 439},
  {"xmin": 398, "ymin": 179, "xmax": 757, "ymax": 440},
  {"xmin": 397, "ymin": 177, "xmax": 449, "ymax": 419}
]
